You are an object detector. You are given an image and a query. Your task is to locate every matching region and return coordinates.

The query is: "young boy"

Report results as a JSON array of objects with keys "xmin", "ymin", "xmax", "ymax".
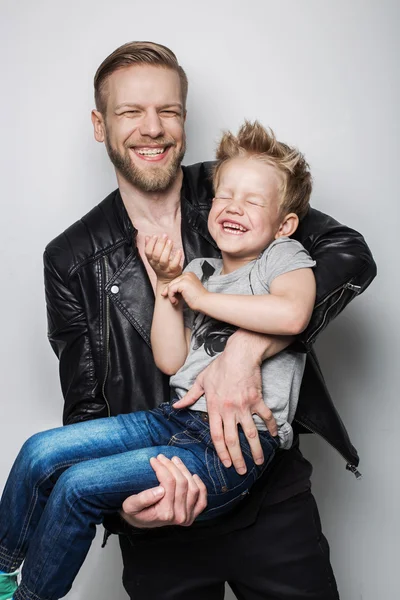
[{"xmin": 0, "ymin": 121, "xmax": 315, "ymax": 600}]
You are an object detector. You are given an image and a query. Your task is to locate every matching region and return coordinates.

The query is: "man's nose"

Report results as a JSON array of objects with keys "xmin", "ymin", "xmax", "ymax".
[{"xmin": 139, "ymin": 109, "xmax": 164, "ymax": 138}]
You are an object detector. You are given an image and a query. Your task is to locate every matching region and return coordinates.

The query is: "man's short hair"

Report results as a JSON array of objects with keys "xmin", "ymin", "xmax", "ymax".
[
  {"xmin": 213, "ymin": 121, "xmax": 313, "ymax": 220},
  {"xmin": 94, "ymin": 41, "xmax": 188, "ymax": 114}
]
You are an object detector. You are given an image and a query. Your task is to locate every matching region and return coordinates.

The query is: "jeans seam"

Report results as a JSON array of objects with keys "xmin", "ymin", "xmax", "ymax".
[
  {"xmin": 25, "ymin": 480, "xmax": 152, "ymax": 594},
  {"xmin": 214, "ymin": 452, "xmax": 227, "ymax": 489},
  {"xmin": 205, "ymin": 446, "xmax": 219, "ymax": 494},
  {"xmin": 167, "ymin": 431, "xmax": 202, "ymax": 446},
  {"xmin": 10, "ymin": 457, "xmax": 88, "ymax": 566},
  {"xmin": 14, "ymin": 580, "xmax": 44, "ymax": 600},
  {"xmin": 0, "ymin": 544, "xmax": 24, "ymax": 571}
]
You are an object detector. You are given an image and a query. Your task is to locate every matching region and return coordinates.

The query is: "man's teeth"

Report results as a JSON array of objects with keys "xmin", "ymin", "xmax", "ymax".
[
  {"xmin": 136, "ymin": 148, "xmax": 165, "ymax": 156},
  {"xmin": 222, "ymin": 222, "xmax": 247, "ymax": 233}
]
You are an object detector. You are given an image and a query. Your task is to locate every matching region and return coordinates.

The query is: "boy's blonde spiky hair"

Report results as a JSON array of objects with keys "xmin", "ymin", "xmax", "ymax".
[{"xmin": 213, "ymin": 121, "xmax": 312, "ymax": 219}]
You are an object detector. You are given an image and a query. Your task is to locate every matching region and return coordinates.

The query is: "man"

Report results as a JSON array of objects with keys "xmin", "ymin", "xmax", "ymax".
[{"xmin": 44, "ymin": 41, "xmax": 376, "ymax": 599}]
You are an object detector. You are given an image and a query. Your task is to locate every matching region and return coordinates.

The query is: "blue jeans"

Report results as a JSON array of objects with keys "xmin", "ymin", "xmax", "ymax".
[{"xmin": 0, "ymin": 403, "xmax": 278, "ymax": 600}]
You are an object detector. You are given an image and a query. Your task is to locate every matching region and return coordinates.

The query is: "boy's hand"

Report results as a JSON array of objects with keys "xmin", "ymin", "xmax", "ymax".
[
  {"xmin": 163, "ymin": 272, "xmax": 208, "ymax": 310},
  {"xmin": 145, "ymin": 234, "xmax": 183, "ymax": 282}
]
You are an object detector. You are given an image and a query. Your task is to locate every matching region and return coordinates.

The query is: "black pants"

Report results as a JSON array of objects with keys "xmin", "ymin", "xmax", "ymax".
[{"xmin": 120, "ymin": 490, "xmax": 339, "ymax": 600}]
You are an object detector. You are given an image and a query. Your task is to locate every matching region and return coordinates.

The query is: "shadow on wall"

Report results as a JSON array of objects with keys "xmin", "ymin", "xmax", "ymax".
[{"xmin": 314, "ymin": 304, "xmax": 377, "ymax": 419}]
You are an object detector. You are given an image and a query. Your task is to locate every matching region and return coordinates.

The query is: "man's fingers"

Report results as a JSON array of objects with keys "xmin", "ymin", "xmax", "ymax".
[
  {"xmin": 121, "ymin": 485, "xmax": 165, "ymax": 515},
  {"xmin": 192, "ymin": 474, "xmax": 208, "ymax": 519},
  {"xmin": 156, "ymin": 454, "xmax": 188, "ymax": 524},
  {"xmin": 170, "ymin": 456, "xmax": 202, "ymax": 524},
  {"xmin": 173, "ymin": 379, "xmax": 204, "ymax": 408},
  {"xmin": 169, "ymin": 457, "xmax": 208, "ymax": 525},
  {"xmin": 208, "ymin": 411, "xmax": 232, "ymax": 469},
  {"xmin": 256, "ymin": 404, "xmax": 278, "ymax": 437},
  {"xmin": 239, "ymin": 412, "xmax": 264, "ymax": 465},
  {"xmin": 149, "ymin": 455, "xmax": 177, "ymax": 518},
  {"xmin": 185, "ymin": 473, "xmax": 208, "ymax": 525},
  {"xmin": 221, "ymin": 416, "xmax": 247, "ymax": 474}
]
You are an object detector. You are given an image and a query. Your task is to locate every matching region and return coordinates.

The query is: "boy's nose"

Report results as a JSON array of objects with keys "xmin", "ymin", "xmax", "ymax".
[{"xmin": 226, "ymin": 200, "xmax": 244, "ymax": 215}]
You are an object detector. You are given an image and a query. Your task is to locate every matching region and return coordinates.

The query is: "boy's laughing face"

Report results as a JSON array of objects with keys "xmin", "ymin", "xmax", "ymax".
[{"xmin": 208, "ymin": 157, "xmax": 283, "ymax": 264}]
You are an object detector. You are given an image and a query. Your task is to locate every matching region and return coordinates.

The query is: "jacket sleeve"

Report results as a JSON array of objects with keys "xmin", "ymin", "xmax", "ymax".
[
  {"xmin": 44, "ymin": 249, "xmax": 109, "ymax": 425},
  {"xmin": 295, "ymin": 208, "xmax": 377, "ymax": 351}
]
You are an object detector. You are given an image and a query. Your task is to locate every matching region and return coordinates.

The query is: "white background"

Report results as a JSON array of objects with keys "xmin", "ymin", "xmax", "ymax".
[{"xmin": 0, "ymin": 1, "xmax": 398, "ymax": 599}]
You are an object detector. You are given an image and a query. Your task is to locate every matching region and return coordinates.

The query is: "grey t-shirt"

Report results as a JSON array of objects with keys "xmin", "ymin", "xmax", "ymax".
[{"xmin": 170, "ymin": 237, "xmax": 316, "ymax": 449}]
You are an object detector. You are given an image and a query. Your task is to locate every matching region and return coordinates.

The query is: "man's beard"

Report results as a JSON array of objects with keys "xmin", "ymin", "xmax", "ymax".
[{"xmin": 104, "ymin": 134, "xmax": 186, "ymax": 193}]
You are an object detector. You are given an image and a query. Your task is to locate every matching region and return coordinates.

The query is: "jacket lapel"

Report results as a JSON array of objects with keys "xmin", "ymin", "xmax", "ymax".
[
  {"xmin": 105, "ymin": 178, "xmax": 219, "ymax": 348},
  {"xmin": 106, "ymin": 249, "xmax": 154, "ymax": 347},
  {"xmin": 181, "ymin": 196, "xmax": 220, "ymax": 266}
]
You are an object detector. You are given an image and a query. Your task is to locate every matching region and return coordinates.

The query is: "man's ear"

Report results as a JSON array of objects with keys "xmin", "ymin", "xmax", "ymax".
[
  {"xmin": 91, "ymin": 110, "xmax": 105, "ymax": 143},
  {"xmin": 275, "ymin": 213, "xmax": 299, "ymax": 239}
]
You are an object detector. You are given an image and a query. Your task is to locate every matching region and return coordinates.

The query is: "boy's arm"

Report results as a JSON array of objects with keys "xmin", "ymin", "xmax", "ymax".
[
  {"xmin": 165, "ymin": 267, "xmax": 316, "ymax": 336},
  {"xmin": 145, "ymin": 235, "xmax": 189, "ymax": 375},
  {"xmin": 151, "ymin": 281, "xmax": 190, "ymax": 375}
]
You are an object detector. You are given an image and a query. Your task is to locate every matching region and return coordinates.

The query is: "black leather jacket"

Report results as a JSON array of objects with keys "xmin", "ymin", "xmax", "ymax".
[{"xmin": 44, "ymin": 162, "xmax": 376, "ymax": 475}]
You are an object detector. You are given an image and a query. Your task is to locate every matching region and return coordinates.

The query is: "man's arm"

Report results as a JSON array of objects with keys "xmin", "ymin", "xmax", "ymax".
[
  {"xmin": 44, "ymin": 250, "xmax": 108, "ymax": 424},
  {"xmin": 295, "ymin": 207, "xmax": 377, "ymax": 350}
]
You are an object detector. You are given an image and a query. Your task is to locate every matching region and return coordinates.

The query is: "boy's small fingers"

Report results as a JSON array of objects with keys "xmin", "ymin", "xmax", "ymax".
[
  {"xmin": 159, "ymin": 239, "xmax": 173, "ymax": 266},
  {"xmin": 144, "ymin": 235, "xmax": 157, "ymax": 257},
  {"xmin": 154, "ymin": 235, "xmax": 168, "ymax": 259},
  {"xmin": 170, "ymin": 249, "xmax": 182, "ymax": 268},
  {"xmin": 170, "ymin": 255, "xmax": 183, "ymax": 276}
]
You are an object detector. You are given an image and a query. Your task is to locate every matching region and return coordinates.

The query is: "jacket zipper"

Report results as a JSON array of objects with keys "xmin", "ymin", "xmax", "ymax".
[
  {"xmin": 101, "ymin": 256, "xmax": 112, "ymax": 548},
  {"xmin": 295, "ymin": 418, "xmax": 362, "ymax": 479},
  {"xmin": 307, "ymin": 280, "xmax": 362, "ymax": 345},
  {"xmin": 102, "ymin": 256, "xmax": 111, "ymax": 418},
  {"xmin": 306, "ymin": 286, "xmax": 345, "ymax": 344}
]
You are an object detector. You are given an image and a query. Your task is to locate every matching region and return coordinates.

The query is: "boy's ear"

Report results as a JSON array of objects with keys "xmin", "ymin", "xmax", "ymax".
[{"xmin": 275, "ymin": 213, "xmax": 299, "ymax": 239}]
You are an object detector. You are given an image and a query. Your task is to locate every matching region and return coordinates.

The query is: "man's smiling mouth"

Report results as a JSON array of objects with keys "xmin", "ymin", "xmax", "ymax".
[
  {"xmin": 135, "ymin": 147, "xmax": 166, "ymax": 156},
  {"xmin": 130, "ymin": 146, "xmax": 171, "ymax": 161}
]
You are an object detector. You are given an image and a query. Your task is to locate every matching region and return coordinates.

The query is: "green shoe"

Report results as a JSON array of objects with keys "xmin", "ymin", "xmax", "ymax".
[{"xmin": 0, "ymin": 570, "xmax": 18, "ymax": 600}]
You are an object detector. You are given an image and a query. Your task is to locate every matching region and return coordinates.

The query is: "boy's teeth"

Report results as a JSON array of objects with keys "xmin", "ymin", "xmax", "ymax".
[
  {"xmin": 222, "ymin": 222, "xmax": 247, "ymax": 232},
  {"xmin": 136, "ymin": 148, "xmax": 165, "ymax": 156}
]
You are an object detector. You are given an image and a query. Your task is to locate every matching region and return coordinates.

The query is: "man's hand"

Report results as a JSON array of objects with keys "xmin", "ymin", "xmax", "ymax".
[
  {"xmin": 174, "ymin": 331, "xmax": 292, "ymax": 474},
  {"xmin": 121, "ymin": 454, "xmax": 207, "ymax": 528},
  {"xmin": 163, "ymin": 272, "xmax": 208, "ymax": 309},
  {"xmin": 145, "ymin": 234, "xmax": 182, "ymax": 282}
]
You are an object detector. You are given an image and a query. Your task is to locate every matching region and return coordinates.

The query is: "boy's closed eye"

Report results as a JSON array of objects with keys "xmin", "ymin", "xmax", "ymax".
[{"xmin": 246, "ymin": 199, "xmax": 265, "ymax": 207}]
